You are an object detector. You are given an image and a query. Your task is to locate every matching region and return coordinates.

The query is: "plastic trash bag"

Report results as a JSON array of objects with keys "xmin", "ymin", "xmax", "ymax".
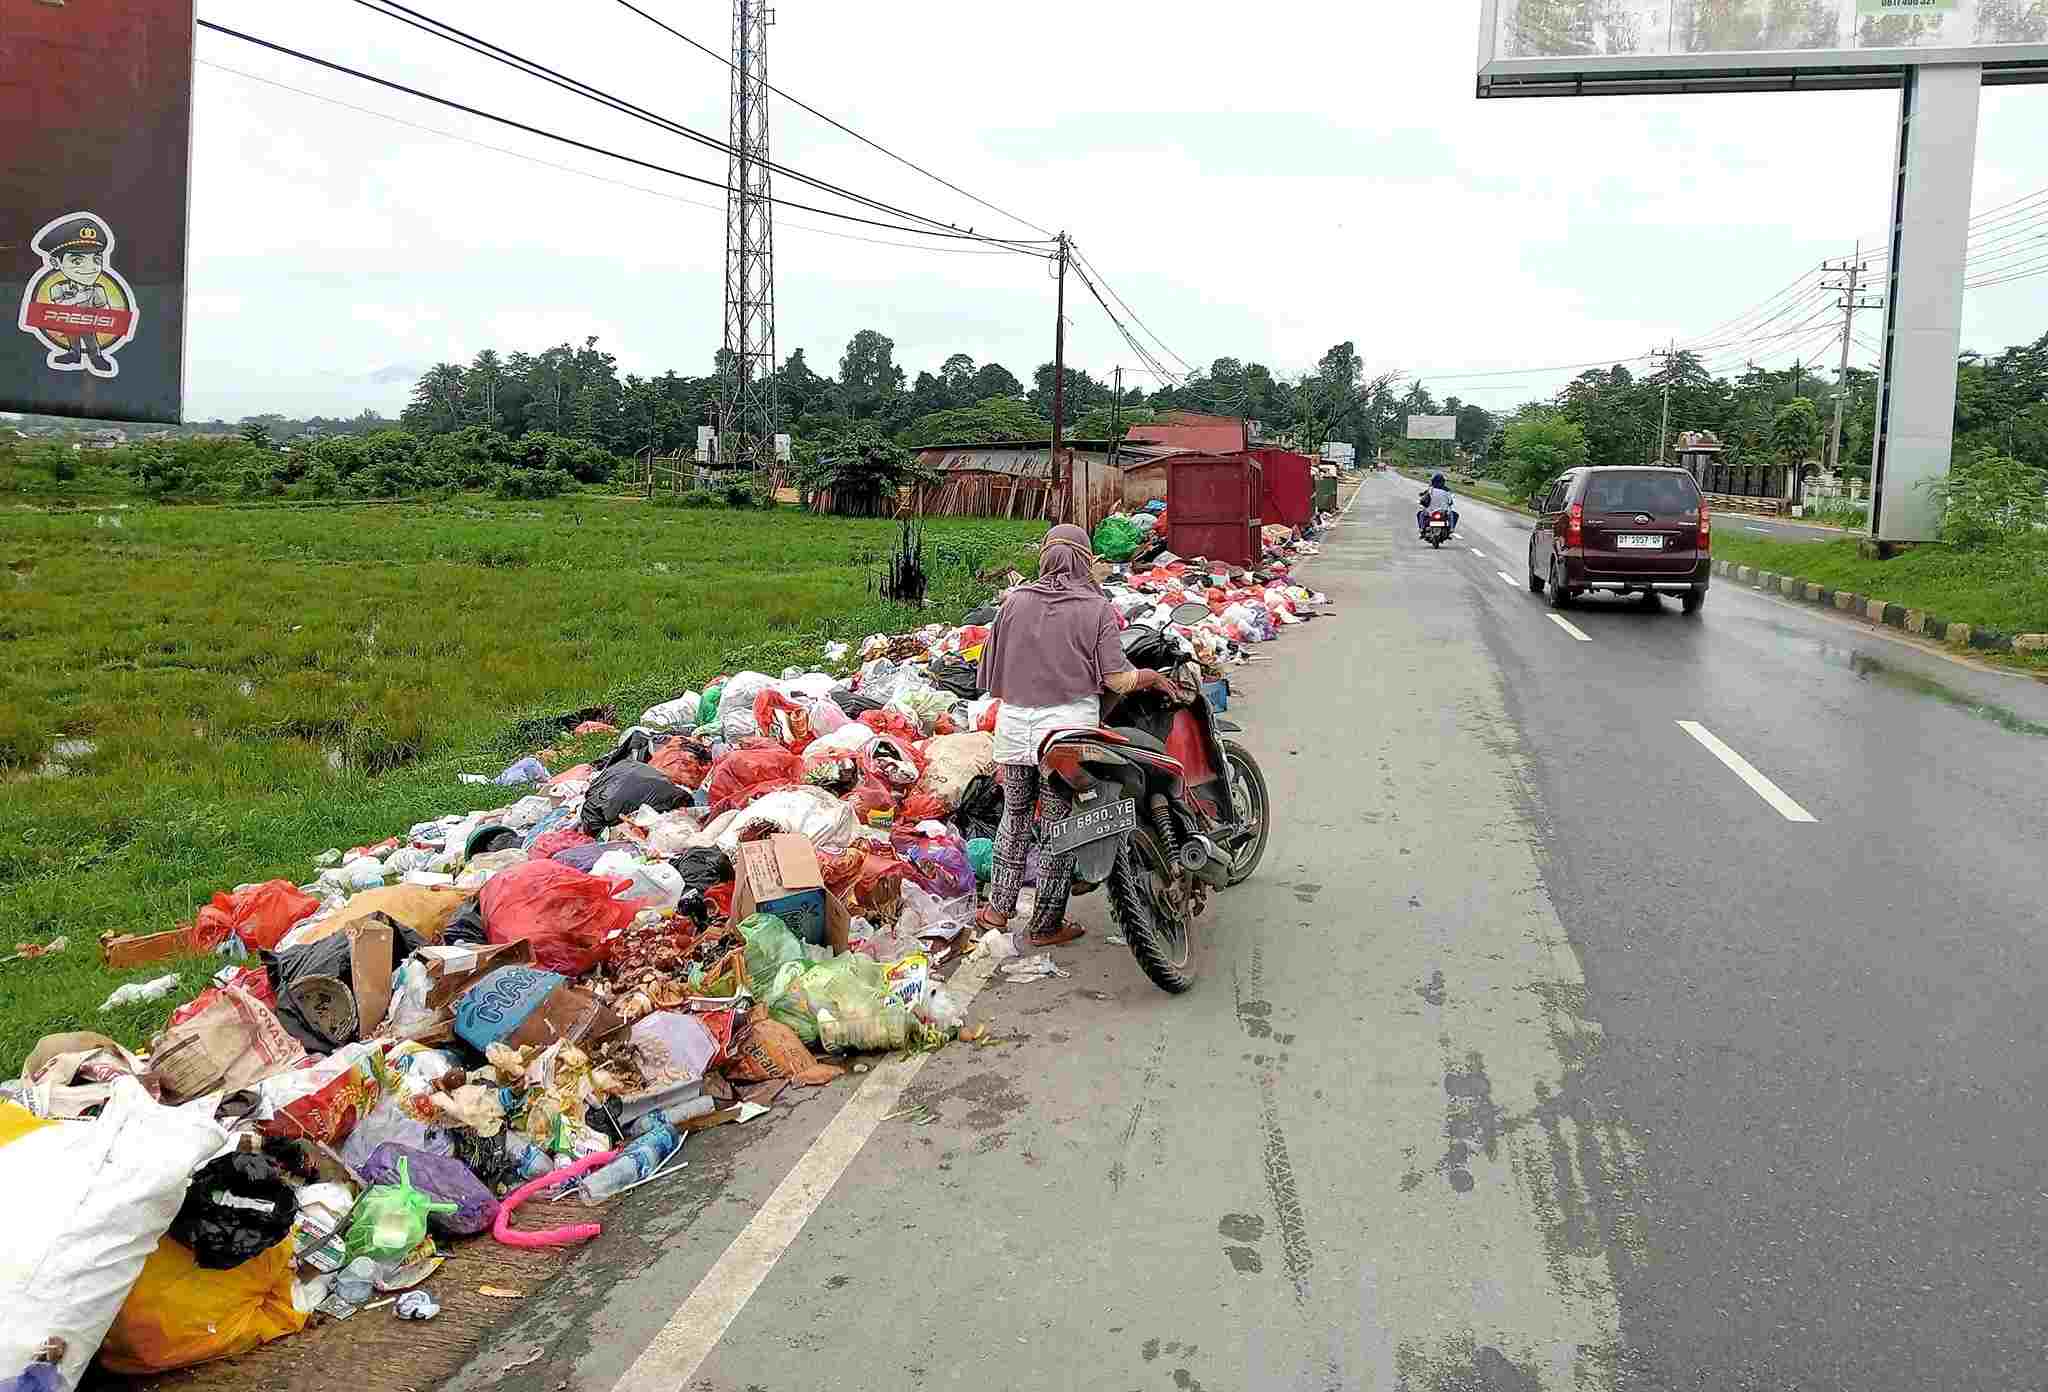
[
  {"xmin": 591, "ymin": 851, "xmax": 685, "ymax": 912},
  {"xmin": 752, "ymin": 689, "xmax": 816, "ymax": 753},
  {"xmin": 0, "ymin": 1078, "xmax": 228, "ymax": 1392},
  {"xmin": 739, "ymin": 915, "xmax": 806, "ymax": 996},
  {"xmin": 891, "ymin": 829, "xmax": 976, "ymax": 900},
  {"xmin": 98, "ymin": 1237, "xmax": 304, "ymax": 1375},
  {"xmin": 807, "ymin": 720, "xmax": 880, "ymax": 760},
  {"xmin": 723, "ymin": 786, "xmax": 857, "ymax": 855},
  {"xmin": 903, "ymin": 733, "xmax": 994, "ymax": 819},
  {"xmin": 345, "ymin": 1156, "xmax": 457, "ymax": 1263},
  {"xmin": 167, "ymin": 1152, "xmax": 296, "ymax": 1271},
  {"xmin": 188, "ymin": 880, "xmax": 320, "ymax": 954},
  {"xmin": 716, "ymin": 671, "xmax": 775, "ymax": 740},
  {"xmin": 639, "ymin": 693, "xmax": 700, "ymax": 732},
  {"xmin": 360, "ymin": 1144, "xmax": 499, "ymax": 1237},
  {"xmin": 581, "ymin": 761, "xmax": 690, "ymax": 836},
  {"xmin": 704, "ymin": 741, "xmax": 805, "ymax": 817},
  {"xmin": 479, "ymin": 860, "xmax": 637, "ymax": 975},
  {"xmin": 1093, "ymin": 516, "xmax": 1143, "ymax": 562},
  {"xmin": 649, "ymin": 736, "xmax": 714, "ymax": 790},
  {"xmin": 967, "ymin": 838, "xmax": 995, "ymax": 883}
]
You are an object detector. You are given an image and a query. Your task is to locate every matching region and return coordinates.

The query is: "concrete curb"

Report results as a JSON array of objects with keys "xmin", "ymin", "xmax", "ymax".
[{"xmin": 1710, "ymin": 558, "xmax": 2048, "ymax": 655}]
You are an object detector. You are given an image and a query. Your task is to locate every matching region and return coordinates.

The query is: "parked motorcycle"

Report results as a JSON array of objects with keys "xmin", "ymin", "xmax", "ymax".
[{"xmin": 1033, "ymin": 630, "xmax": 1271, "ymax": 993}]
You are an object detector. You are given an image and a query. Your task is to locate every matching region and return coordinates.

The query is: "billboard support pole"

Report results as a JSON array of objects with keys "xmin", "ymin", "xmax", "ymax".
[{"xmin": 1868, "ymin": 62, "xmax": 1981, "ymax": 545}]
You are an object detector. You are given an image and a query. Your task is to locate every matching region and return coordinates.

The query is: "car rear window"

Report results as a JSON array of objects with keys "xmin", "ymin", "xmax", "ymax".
[{"xmin": 1584, "ymin": 471, "xmax": 1700, "ymax": 514}]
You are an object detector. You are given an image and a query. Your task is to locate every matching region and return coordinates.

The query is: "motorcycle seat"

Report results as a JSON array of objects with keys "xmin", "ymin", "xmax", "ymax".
[{"xmin": 1111, "ymin": 726, "xmax": 1168, "ymax": 754}]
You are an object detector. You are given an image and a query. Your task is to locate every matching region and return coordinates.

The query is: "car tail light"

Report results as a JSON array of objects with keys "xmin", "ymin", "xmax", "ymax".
[
  {"xmin": 1697, "ymin": 500, "xmax": 1711, "ymax": 550},
  {"xmin": 1564, "ymin": 501, "xmax": 1583, "ymax": 547}
]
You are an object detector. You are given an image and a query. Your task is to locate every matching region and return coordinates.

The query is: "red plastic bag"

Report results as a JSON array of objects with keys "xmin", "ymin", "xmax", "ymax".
[
  {"xmin": 529, "ymin": 826, "xmax": 595, "ymax": 861},
  {"xmin": 704, "ymin": 740, "xmax": 805, "ymax": 817},
  {"xmin": 858, "ymin": 709, "xmax": 924, "ymax": 747},
  {"xmin": 860, "ymin": 735, "xmax": 924, "ymax": 791},
  {"xmin": 976, "ymin": 700, "xmax": 1002, "ymax": 734},
  {"xmin": 255, "ymin": 1043, "xmax": 382, "ymax": 1146},
  {"xmin": 752, "ymin": 690, "xmax": 817, "ymax": 754},
  {"xmin": 479, "ymin": 860, "xmax": 636, "ymax": 975},
  {"xmin": 189, "ymin": 880, "xmax": 321, "ymax": 953},
  {"xmin": 650, "ymin": 737, "xmax": 713, "ymax": 790}
]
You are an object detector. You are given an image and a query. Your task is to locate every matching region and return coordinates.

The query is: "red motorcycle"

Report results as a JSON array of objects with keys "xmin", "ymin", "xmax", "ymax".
[{"xmin": 1034, "ymin": 643, "xmax": 1270, "ymax": 993}]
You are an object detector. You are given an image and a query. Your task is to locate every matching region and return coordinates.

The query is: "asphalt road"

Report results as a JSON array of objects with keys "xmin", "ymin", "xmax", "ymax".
[
  {"xmin": 458, "ymin": 477, "xmax": 2048, "ymax": 1391},
  {"xmin": 1721, "ymin": 512, "xmax": 1852, "ymax": 543}
]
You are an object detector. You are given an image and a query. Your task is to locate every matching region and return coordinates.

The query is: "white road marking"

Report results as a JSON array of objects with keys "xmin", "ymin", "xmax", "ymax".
[
  {"xmin": 1744, "ymin": 525, "xmax": 1772, "ymax": 532},
  {"xmin": 1676, "ymin": 721, "xmax": 1818, "ymax": 823},
  {"xmin": 1547, "ymin": 615, "xmax": 1592, "ymax": 642},
  {"xmin": 611, "ymin": 952, "xmax": 999, "ymax": 1392},
  {"xmin": 1495, "ymin": 570, "xmax": 1518, "ymax": 585},
  {"xmin": 1470, "ymin": 547, "xmax": 1488, "ymax": 557}
]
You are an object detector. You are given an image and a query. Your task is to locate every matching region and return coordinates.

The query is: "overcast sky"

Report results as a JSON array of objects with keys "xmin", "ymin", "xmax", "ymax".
[{"xmin": 180, "ymin": 0, "xmax": 2048, "ymax": 422}]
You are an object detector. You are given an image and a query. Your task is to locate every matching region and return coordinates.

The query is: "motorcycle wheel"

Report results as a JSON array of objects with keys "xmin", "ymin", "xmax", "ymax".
[
  {"xmin": 1222, "ymin": 740, "xmax": 1270, "ymax": 886},
  {"xmin": 1110, "ymin": 828, "xmax": 1197, "ymax": 994}
]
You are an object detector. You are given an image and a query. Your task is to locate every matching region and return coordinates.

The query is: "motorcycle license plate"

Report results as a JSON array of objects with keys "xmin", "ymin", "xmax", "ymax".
[
  {"xmin": 1043, "ymin": 798, "xmax": 1138, "ymax": 856},
  {"xmin": 1617, "ymin": 534, "xmax": 1664, "ymax": 549}
]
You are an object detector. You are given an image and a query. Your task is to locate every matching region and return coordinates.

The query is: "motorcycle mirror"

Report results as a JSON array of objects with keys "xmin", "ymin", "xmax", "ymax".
[{"xmin": 1170, "ymin": 601, "xmax": 1210, "ymax": 626}]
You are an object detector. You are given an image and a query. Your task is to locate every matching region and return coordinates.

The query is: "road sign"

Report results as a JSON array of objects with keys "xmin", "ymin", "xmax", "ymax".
[
  {"xmin": 1406, "ymin": 415, "xmax": 1457, "ymax": 442},
  {"xmin": 1477, "ymin": 0, "xmax": 2045, "ymax": 97},
  {"xmin": 1, "ymin": 2, "xmax": 195, "ymax": 423}
]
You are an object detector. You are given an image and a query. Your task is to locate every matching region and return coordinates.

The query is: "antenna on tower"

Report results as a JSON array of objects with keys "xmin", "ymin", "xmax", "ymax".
[{"xmin": 719, "ymin": 0, "xmax": 777, "ymax": 480}]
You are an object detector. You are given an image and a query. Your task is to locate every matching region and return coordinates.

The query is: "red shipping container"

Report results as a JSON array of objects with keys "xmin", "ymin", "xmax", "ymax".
[
  {"xmin": 1252, "ymin": 448, "xmax": 1315, "ymax": 527},
  {"xmin": 1166, "ymin": 453, "xmax": 1264, "ymax": 568}
]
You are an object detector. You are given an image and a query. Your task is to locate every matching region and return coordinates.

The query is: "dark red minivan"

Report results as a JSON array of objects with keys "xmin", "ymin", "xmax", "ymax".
[{"xmin": 1527, "ymin": 467, "xmax": 1711, "ymax": 614}]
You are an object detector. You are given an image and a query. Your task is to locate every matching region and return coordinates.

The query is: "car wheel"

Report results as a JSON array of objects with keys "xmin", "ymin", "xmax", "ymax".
[
  {"xmin": 1546, "ymin": 557, "xmax": 1572, "ymax": 610},
  {"xmin": 1528, "ymin": 567, "xmax": 1546, "ymax": 595},
  {"xmin": 1682, "ymin": 587, "xmax": 1706, "ymax": 615}
]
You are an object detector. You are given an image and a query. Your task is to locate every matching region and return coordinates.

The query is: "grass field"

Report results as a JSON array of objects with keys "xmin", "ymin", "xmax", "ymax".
[
  {"xmin": 0, "ymin": 497, "xmax": 1040, "ymax": 1072},
  {"xmin": 1711, "ymin": 533, "xmax": 2048, "ymax": 643}
]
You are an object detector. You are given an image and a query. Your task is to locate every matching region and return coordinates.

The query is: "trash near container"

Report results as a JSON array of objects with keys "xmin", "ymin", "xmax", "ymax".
[{"xmin": 1166, "ymin": 453, "xmax": 1264, "ymax": 568}]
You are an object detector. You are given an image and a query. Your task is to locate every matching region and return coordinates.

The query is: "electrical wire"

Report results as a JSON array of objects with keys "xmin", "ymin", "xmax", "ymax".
[
  {"xmin": 1069, "ymin": 244, "xmax": 1198, "ymax": 377},
  {"xmin": 348, "ymin": 0, "xmax": 1054, "ymax": 253},
  {"xmin": 607, "ymin": 0, "xmax": 1056, "ymax": 242},
  {"xmin": 195, "ymin": 19, "xmax": 1055, "ymax": 252},
  {"xmin": 196, "ymin": 58, "xmax": 1040, "ymax": 257}
]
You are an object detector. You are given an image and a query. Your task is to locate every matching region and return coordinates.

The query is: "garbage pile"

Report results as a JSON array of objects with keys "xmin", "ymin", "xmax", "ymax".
[{"xmin": 0, "ymin": 522, "xmax": 1334, "ymax": 1391}]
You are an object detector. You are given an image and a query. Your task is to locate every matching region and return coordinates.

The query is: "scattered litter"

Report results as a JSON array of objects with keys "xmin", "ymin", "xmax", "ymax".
[
  {"xmin": 477, "ymin": 1286, "xmax": 525, "ymax": 1300},
  {"xmin": 98, "ymin": 974, "xmax": 180, "ymax": 1011},
  {"xmin": 9, "ymin": 935, "xmax": 67, "ymax": 962},
  {"xmin": 1104, "ymin": 934, "xmax": 1127, "ymax": 946},
  {"xmin": 999, "ymin": 954, "xmax": 1069, "ymax": 982},
  {"xmin": 499, "ymin": 1346, "xmax": 546, "ymax": 1374}
]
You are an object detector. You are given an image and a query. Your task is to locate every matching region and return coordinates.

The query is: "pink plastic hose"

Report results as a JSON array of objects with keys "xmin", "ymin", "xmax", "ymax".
[{"xmin": 491, "ymin": 1149, "xmax": 617, "ymax": 1248}]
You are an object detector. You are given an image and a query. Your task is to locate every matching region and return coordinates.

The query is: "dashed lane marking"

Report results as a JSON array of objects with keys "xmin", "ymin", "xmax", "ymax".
[
  {"xmin": 1547, "ymin": 615, "xmax": 1592, "ymax": 642},
  {"xmin": 1677, "ymin": 721, "xmax": 1818, "ymax": 823}
]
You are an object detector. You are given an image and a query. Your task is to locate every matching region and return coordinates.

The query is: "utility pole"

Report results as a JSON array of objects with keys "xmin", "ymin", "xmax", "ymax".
[
  {"xmin": 1657, "ymin": 338, "xmax": 1674, "ymax": 464},
  {"xmin": 718, "ymin": 0, "xmax": 778, "ymax": 479},
  {"xmin": 1050, "ymin": 231, "xmax": 1070, "ymax": 523},
  {"xmin": 1822, "ymin": 243, "xmax": 1882, "ymax": 486}
]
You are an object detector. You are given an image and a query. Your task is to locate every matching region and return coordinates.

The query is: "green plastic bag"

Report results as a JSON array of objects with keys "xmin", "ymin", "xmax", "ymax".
[
  {"xmin": 739, "ymin": 913, "xmax": 805, "ymax": 995},
  {"xmin": 698, "ymin": 681, "xmax": 725, "ymax": 728},
  {"xmin": 764, "ymin": 959, "xmax": 818, "ymax": 1043},
  {"xmin": 344, "ymin": 1157, "xmax": 457, "ymax": 1263},
  {"xmin": 1092, "ymin": 517, "xmax": 1143, "ymax": 563},
  {"xmin": 967, "ymin": 838, "xmax": 994, "ymax": 884}
]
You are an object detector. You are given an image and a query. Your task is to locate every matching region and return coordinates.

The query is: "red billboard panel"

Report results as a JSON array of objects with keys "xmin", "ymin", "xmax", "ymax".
[{"xmin": 1, "ymin": 1, "xmax": 194, "ymax": 423}]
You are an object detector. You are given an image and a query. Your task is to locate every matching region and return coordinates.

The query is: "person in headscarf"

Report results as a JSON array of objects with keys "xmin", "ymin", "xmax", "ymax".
[{"xmin": 975, "ymin": 523, "xmax": 1176, "ymax": 947}]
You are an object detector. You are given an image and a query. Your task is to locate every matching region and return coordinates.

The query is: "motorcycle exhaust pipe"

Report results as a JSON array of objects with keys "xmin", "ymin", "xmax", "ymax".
[{"xmin": 1179, "ymin": 834, "xmax": 1233, "ymax": 888}]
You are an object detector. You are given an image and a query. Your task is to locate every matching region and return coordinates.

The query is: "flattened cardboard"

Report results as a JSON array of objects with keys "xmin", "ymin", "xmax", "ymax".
[
  {"xmin": 732, "ymin": 834, "xmax": 851, "ymax": 954},
  {"xmin": 346, "ymin": 920, "xmax": 396, "ymax": 1042}
]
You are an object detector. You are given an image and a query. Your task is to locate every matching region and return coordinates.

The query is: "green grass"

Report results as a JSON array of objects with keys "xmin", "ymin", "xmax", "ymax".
[
  {"xmin": 0, "ymin": 497, "xmax": 1040, "ymax": 1071},
  {"xmin": 1713, "ymin": 532, "xmax": 2048, "ymax": 641}
]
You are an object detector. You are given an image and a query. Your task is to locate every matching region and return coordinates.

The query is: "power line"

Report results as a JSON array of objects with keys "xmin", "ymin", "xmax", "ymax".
[
  {"xmin": 196, "ymin": 19, "xmax": 1056, "ymax": 251},
  {"xmin": 606, "ymin": 0, "xmax": 1055, "ymax": 241},
  {"xmin": 196, "ymin": 59, "xmax": 1035, "ymax": 257},
  {"xmin": 348, "ymin": 0, "xmax": 1053, "ymax": 253},
  {"xmin": 1069, "ymin": 244, "xmax": 1198, "ymax": 377}
]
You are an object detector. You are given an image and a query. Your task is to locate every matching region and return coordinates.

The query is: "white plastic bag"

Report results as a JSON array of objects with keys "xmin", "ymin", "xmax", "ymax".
[
  {"xmin": 640, "ymin": 693, "xmax": 701, "ymax": 732},
  {"xmin": 720, "ymin": 786, "xmax": 857, "ymax": 855},
  {"xmin": 716, "ymin": 671, "xmax": 775, "ymax": 740},
  {"xmin": 591, "ymin": 850, "xmax": 685, "ymax": 911},
  {"xmin": 807, "ymin": 721, "xmax": 880, "ymax": 759},
  {"xmin": 0, "ymin": 1079, "xmax": 227, "ymax": 1392}
]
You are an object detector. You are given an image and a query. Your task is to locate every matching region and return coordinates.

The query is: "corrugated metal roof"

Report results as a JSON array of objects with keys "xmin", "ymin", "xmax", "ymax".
[{"xmin": 917, "ymin": 445, "xmax": 1115, "ymax": 479}]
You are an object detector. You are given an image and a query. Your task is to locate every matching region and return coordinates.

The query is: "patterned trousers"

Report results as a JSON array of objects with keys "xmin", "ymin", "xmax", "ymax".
[{"xmin": 988, "ymin": 763, "xmax": 1075, "ymax": 935}]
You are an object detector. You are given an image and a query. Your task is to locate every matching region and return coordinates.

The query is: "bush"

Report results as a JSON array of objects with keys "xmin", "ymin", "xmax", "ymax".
[
  {"xmin": 1923, "ymin": 444, "xmax": 2048, "ymax": 545},
  {"xmin": 494, "ymin": 466, "xmax": 572, "ymax": 499},
  {"xmin": 424, "ymin": 426, "xmax": 517, "ymax": 488},
  {"xmin": 721, "ymin": 478, "xmax": 757, "ymax": 508},
  {"xmin": 680, "ymin": 488, "xmax": 722, "ymax": 508},
  {"xmin": 514, "ymin": 431, "xmax": 620, "ymax": 484},
  {"xmin": 1502, "ymin": 414, "xmax": 1588, "ymax": 503}
]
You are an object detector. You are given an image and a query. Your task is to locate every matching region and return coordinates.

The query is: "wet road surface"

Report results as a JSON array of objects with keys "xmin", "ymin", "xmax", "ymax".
[{"xmin": 455, "ymin": 477, "xmax": 2048, "ymax": 1391}]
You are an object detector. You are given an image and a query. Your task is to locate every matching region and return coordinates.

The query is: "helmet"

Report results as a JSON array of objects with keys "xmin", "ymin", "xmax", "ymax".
[{"xmin": 1430, "ymin": 473, "xmax": 1446, "ymax": 488}]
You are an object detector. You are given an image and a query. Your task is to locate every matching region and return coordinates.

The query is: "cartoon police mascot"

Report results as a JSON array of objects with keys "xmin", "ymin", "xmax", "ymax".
[{"xmin": 16, "ymin": 212, "xmax": 139, "ymax": 379}]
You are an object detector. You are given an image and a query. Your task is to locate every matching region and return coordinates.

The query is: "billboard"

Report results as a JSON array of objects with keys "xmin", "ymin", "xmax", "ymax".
[
  {"xmin": 1406, "ymin": 415, "xmax": 1458, "ymax": 441},
  {"xmin": 1, "ymin": 1, "xmax": 194, "ymax": 423},
  {"xmin": 1478, "ymin": 0, "xmax": 2048, "ymax": 96}
]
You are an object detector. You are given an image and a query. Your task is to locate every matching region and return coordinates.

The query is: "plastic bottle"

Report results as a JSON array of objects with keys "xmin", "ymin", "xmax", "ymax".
[
  {"xmin": 502, "ymin": 1132, "xmax": 559, "ymax": 1183},
  {"xmin": 334, "ymin": 1257, "xmax": 379, "ymax": 1306},
  {"xmin": 581, "ymin": 1119, "xmax": 680, "ymax": 1202},
  {"xmin": 816, "ymin": 999, "xmax": 916, "ymax": 1053}
]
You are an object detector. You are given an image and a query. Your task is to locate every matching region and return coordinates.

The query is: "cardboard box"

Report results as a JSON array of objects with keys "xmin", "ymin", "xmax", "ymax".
[
  {"xmin": 346, "ymin": 919, "xmax": 397, "ymax": 1042},
  {"xmin": 98, "ymin": 927, "xmax": 190, "ymax": 969},
  {"xmin": 733, "ymin": 833, "xmax": 851, "ymax": 952}
]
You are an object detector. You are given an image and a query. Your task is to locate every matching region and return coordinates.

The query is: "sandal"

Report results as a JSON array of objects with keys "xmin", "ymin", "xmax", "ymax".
[
  {"xmin": 1017, "ymin": 921, "xmax": 1086, "ymax": 949},
  {"xmin": 975, "ymin": 907, "xmax": 1011, "ymax": 932}
]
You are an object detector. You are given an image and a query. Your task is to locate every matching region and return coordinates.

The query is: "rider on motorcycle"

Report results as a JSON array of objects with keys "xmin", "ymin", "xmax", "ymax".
[
  {"xmin": 1417, "ymin": 473, "xmax": 1458, "ymax": 539},
  {"xmin": 974, "ymin": 523, "xmax": 1177, "ymax": 948}
]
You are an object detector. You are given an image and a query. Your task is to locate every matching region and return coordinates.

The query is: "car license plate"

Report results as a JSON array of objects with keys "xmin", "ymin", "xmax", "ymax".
[
  {"xmin": 1043, "ymin": 798, "xmax": 1138, "ymax": 856},
  {"xmin": 1617, "ymin": 534, "xmax": 1664, "ymax": 549}
]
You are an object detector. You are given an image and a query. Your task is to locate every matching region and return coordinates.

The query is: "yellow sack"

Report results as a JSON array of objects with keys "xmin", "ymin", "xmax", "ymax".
[
  {"xmin": 99, "ymin": 1237, "xmax": 305, "ymax": 1374},
  {"xmin": 0, "ymin": 1101, "xmax": 56, "ymax": 1148},
  {"xmin": 299, "ymin": 884, "xmax": 467, "ymax": 944}
]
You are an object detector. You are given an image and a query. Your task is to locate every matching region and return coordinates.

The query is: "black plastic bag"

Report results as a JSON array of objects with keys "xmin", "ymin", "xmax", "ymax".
[
  {"xmin": 830, "ymin": 689, "xmax": 882, "ymax": 718},
  {"xmin": 580, "ymin": 759, "xmax": 689, "ymax": 835},
  {"xmin": 668, "ymin": 847, "xmax": 732, "ymax": 929},
  {"xmin": 262, "ymin": 911, "xmax": 426, "ymax": 1052},
  {"xmin": 956, "ymin": 773, "xmax": 1005, "ymax": 843},
  {"xmin": 168, "ymin": 1151, "xmax": 297, "ymax": 1269},
  {"xmin": 593, "ymin": 728, "xmax": 658, "ymax": 773},
  {"xmin": 443, "ymin": 895, "xmax": 487, "ymax": 946},
  {"xmin": 926, "ymin": 654, "xmax": 982, "ymax": 700}
]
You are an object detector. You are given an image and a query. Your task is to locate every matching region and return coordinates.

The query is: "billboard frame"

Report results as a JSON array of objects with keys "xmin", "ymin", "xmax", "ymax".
[{"xmin": 1475, "ymin": 0, "xmax": 2048, "ymax": 98}]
